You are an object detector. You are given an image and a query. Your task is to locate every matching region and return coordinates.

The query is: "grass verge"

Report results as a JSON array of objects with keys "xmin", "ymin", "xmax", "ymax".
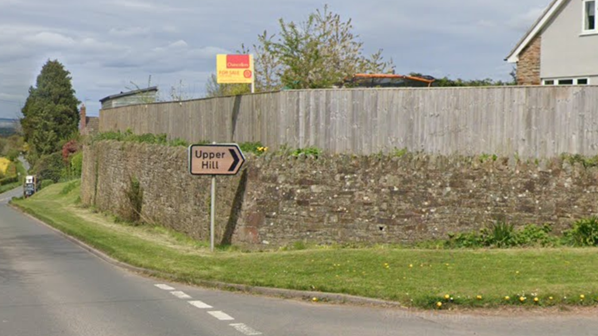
[{"xmin": 11, "ymin": 181, "xmax": 598, "ymax": 310}]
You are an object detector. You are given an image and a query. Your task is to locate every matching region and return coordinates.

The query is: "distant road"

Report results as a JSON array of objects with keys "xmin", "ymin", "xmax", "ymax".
[{"xmin": 2, "ymin": 187, "xmax": 598, "ymax": 335}]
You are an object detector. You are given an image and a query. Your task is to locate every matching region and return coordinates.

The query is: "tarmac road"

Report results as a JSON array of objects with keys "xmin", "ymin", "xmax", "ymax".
[{"xmin": 1, "ymin": 188, "xmax": 598, "ymax": 336}]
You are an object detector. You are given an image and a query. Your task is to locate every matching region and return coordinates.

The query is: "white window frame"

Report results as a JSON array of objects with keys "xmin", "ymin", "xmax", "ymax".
[
  {"xmin": 582, "ymin": 0, "xmax": 597, "ymax": 34},
  {"xmin": 542, "ymin": 78, "xmax": 590, "ymax": 85}
]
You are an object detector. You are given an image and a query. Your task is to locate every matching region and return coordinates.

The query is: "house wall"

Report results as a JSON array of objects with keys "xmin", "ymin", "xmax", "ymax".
[
  {"xmin": 516, "ymin": 35, "xmax": 542, "ymax": 85},
  {"xmin": 542, "ymin": 0, "xmax": 598, "ymax": 80}
]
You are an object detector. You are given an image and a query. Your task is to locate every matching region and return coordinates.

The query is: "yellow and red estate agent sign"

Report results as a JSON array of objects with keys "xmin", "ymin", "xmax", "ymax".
[{"xmin": 216, "ymin": 54, "xmax": 254, "ymax": 84}]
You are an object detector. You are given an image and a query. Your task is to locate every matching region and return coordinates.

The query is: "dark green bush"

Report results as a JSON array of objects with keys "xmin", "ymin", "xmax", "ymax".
[
  {"xmin": 30, "ymin": 152, "xmax": 65, "ymax": 183},
  {"xmin": 515, "ymin": 224, "xmax": 558, "ymax": 247},
  {"xmin": 485, "ymin": 222, "xmax": 516, "ymax": 248},
  {"xmin": 446, "ymin": 223, "xmax": 558, "ymax": 249},
  {"xmin": 564, "ymin": 218, "xmax": 598, "ymax": 247},
  {"xmin": 125, "ymin": 176, "xmax": 143, "ymax": 224}
]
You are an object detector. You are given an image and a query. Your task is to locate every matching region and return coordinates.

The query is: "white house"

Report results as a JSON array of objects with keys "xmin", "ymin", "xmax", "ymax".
[{"xmin": 507, "ymin": 0, "xmax": 598, "ymax": 85}]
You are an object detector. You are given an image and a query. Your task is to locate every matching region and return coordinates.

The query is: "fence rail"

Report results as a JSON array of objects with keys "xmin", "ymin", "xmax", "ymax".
[{"xmin": 99, "ymin": 86, "xmax": 598, "ymax": 158}]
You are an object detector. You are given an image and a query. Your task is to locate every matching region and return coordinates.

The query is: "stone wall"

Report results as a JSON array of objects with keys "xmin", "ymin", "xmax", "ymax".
[
  {"xmin": 517, "ymin": 35, "xmax": 542, "ymax": 85},
  {"xmin": 82, "ymin": 141, "xmax": 598, "ymax": 247}
]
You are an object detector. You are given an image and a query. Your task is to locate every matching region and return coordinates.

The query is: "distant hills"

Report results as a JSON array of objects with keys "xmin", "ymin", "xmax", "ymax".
[{"xmin": 0, "ymin": 118, "xmax": 18, "ymax": 136}]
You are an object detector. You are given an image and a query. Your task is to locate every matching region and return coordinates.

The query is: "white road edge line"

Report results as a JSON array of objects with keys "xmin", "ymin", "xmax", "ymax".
[
  {"xmin": 155, "ymin": 284, "xmax": 175, "ymax": 291},
  {"xmin": 230, "ymin": 323, "xmax": 263, "ymax": 335},
  {"xmin": 189, "ymin": 300, "xmax": 213, "ymax": 309},
  {"xmin": 171, "ymin": 291, "xmax": 192, "ymax": 299},
  {"xmin": 208, "ymin": 311, "xmax": 235, "ymax": 321}
]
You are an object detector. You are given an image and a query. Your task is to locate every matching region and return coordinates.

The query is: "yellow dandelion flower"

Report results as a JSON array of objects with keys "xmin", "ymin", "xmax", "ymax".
[
  {"xmin": 436, "ymin": 302, "xmax": 443, "ymax": 308},
  {"xmin": 520, "ymin": 296, "xmax": 526, "ymax": 302},
  {"xmin": 476, "ymin": 295, "xmax": 482, "ymax": 300},
  {"xmin": 445, "ymin": 294, "xmax": 450, "ymax": 300},
  {"xmin": 505, "ymin": 296, "xmax": 510, "ymax": 301},
  {"xmin": 534, "ymin": 297, "xmax": 539, "ymax": 303}
]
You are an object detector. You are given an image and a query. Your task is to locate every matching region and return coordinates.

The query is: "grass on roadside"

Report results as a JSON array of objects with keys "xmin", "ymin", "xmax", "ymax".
[{"xmin": 11, "ymin": 181, "xmax": 598, "ymax": 310}]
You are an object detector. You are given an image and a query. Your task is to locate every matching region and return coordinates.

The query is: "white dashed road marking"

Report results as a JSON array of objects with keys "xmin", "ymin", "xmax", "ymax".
[
  {"xmin": 188, "ymin": 300, "xmax": 213, "ymax": 309},
  {"xmin": 230, "ymin": 323, "xmax": 263, "ymax": 335},
  {"xmin": 155, "ymin": 284, "xmax": 175, "ymax": 291},
  {"xmin": 208, "ymin": 311, "xmax": 235, "ymax": 321},
  {"xmin": 154, "ymin": 284, "xmax": 262, "ymax": 334},
  {"xmin": 171, "ymin": 291, "xmax": 192, "ymax": 299}
]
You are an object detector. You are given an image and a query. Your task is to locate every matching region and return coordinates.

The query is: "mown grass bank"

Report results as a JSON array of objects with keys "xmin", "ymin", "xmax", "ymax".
[{"xmin": 11, "ymin": 181, "xmax": 598, "ymax": 310}]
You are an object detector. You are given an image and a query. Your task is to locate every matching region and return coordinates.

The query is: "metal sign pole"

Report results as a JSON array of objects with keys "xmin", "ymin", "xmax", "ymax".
[{"xmin": 210, "ymin": 175, "xmax": 216, "ymax": 253}]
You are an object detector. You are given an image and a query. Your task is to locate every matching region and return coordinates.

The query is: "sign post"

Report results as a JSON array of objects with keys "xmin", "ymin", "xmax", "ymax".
[
  {"xmin": 189, "ymin": 144, "xmax": 245, "ymax": 252},
  {"xmin": 216, "ymin": 54, "xmax": 254, "ymax": 93}
]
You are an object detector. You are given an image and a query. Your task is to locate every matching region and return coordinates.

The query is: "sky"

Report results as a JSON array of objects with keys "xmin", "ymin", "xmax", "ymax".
[{"xmin": 0, "ymin": 0, "xmax": 551, "ymax": 118}]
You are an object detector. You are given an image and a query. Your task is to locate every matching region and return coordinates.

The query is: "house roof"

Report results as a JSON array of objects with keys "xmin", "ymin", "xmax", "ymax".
[
  {"xmin": 99, "ymin": 86, "xmax": 158, "ymax": 103},
  {"xmin": 505, "ymin": 0, "xmax": 566, "ymax": 63},
  {"xmin": 344, "ymin": 74, "xmax": 435, "ymax": 88}
]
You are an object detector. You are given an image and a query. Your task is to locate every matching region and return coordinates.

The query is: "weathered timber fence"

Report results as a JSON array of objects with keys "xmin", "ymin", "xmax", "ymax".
[{"xmin": 100, "ymin": 86, "xmax": 598, "ymax": 158}]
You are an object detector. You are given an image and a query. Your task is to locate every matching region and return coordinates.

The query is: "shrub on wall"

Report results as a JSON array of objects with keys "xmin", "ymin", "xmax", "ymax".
[{"xmin": 124, "ymin": 176, "xmax": 144, "ymax": 224}]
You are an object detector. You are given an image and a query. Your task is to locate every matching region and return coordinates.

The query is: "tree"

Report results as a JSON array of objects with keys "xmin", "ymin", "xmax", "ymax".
[
  {"xmin": 205, "ymin": 74, "xmax": 251, "ymax": 98},
  {"xmin": 265, "ymin": 6, "xmax": 394, "ymax": 89},
  {"xmin": 206, "ymin": 5, "xmax": 394, "ymax": 96},
  {"xmin": 21, "ymin": 60, "xmax": 80, "ymax": 159}
]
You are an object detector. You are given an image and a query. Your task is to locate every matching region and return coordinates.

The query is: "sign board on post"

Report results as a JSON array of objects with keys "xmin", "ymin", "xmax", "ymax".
[
  {"xmin": 188, "ymin": 144, "xmax": 245, "ymax": 176},
  {"xmin": 216, "ymin": 54, "xmax": 254, "ymax": 84},
  {"xmin": 188, "ymin": 143, "xmax": 246, "ymax": 253}
]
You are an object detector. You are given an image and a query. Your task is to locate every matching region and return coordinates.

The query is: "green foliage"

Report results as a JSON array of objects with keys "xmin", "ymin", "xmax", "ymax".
[
  {"xmin": 30, "ymin": 152, "xmax": 65, "ymax": 183},
  {"xmin": 515, "ymin": 224, "xmax": 558, "ymax": 247},
  {"xmin": 486, "ymin": 222, "xmax": 516, "ymax": 248},
  {"xmin": 0, "ymin": 175, "xmax": 19, "ymax": 187},
  {"xmin": 205, "ymin": 74, "xmax": 251, "ymax": 98},
  {"xmin": 291, "ymin": 147, "xmax": 322, "ymax": 157},
  {"xmin": 92, "ymin": 131, "xmax": 191, "ymax": 147},
  {"xmin": 561, "ymin": 154, "xmax": 598, "ymax": 168},
  {"xmin": 392, "ymin": 147, "xmax": 409, "ymax": 158},
  {"xmin": 446, "ymin": 223, "xmax": 559, "ymax": 249},
  {"xmin": 479, "ymin": 153, "xmax": 498, "ymax": 163},
  {"xmin": 21, "ymin": 60, "xmax": 80, "ymax": 158},
  {"xmin": 268, "ymin": 6, "xmax": 394, "ymax": 89},
  {"xmin": 125, "ymin": 176, "xmax": 144, "ymax": 224},
  {"xmin": 70, "ymin": 151, "xmax": 83, "ymax": 177},
  {"xmin": 39, "ymin": 179, "xmax": 54, "ymax": 190},
  {"xmin": 239, "ymin": 141, "xmax": 266, "ymax": 155},
  {"xmin": 564, "ymin": 218, "xmax": 598, "ymax": 247},
  {"xmin": 212, "ymin": 5, "xmax": 394, "ymax": 94}
]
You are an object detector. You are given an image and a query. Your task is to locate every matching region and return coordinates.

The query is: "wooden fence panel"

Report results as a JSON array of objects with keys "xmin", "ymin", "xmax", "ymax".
[{"xmin": 98, "ymin": 87, "xmax": 598, "ymax": 158}]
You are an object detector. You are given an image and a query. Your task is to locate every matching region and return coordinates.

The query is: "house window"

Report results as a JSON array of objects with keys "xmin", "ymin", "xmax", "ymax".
[
  {"xmin": 584, "ymin": 0, "xmax": 596, "ymax": 32},
  {"xmin": 542, "ymin": 78, "xmax": 590, "ymax": 85}
]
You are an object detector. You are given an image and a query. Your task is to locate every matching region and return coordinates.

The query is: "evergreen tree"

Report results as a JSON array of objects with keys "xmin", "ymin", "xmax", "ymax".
[{"xmin": 21, "ymin": 60, "xmax": 80, "ymax": 158}]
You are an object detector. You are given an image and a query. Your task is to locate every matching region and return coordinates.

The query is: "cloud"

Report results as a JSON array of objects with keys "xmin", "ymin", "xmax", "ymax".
[
  {"xmin": 0, "ymin": 0, "xmax": 551, "ymax": 118},
  {"xmin": 507, "ymin": 6, "xmax": 547, "ymax": 31},
  {"xmin": 109, "ymin": 27, "xmax": 151, "ymax": 37}
]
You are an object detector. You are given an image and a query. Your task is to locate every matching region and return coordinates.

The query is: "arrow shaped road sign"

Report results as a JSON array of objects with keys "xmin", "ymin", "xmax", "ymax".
[{"xmin": 188, "ymin": 144, "xmax": 246, "ymax": 176}]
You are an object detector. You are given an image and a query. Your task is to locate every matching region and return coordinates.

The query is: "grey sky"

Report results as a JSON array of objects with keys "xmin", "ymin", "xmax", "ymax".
[{"xmin": 0, "ymin": 0, "xmax": 549, "ymax": 118}]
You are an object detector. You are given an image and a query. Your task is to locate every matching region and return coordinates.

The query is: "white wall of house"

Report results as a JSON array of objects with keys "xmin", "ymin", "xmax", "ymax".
[{"xmin": 542, "ymin": 0, "xmax": 598, "ymax": 81}]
